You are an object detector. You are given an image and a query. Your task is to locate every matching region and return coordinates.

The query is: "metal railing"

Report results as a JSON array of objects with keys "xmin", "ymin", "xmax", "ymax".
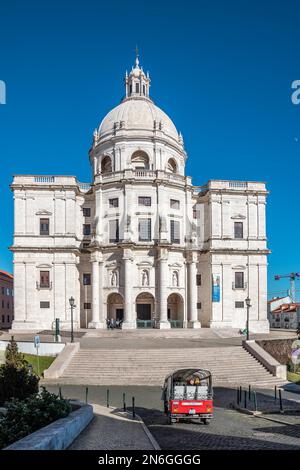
[
  {"xmin": 170, "ymin": 320, "xmax": 183, "ymax": 328},
  {"xmin": 36, "ymin": 282, "xmax": 52, "ymax": 290},
  {"xmin": 136, "ymin": 319, "xmax": 153, "ymax": 328},
  {"xmin": 232, "ymin": 282, "xmax": 247, "ymax": 290}
]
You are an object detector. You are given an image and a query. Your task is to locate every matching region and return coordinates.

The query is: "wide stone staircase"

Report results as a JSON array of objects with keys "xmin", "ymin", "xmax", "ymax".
[{"xmin": 57, "ymin": 346, "xmax": 286, "ymax": 388}]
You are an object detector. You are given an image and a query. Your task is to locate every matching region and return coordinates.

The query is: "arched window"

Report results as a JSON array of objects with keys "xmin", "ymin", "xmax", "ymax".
[
  {"xmin": 131, "ymin": 151, "xmax": 149, "ymax": 170},
  {"xmin": 101, "ymin": 156, "xmax": 112, "ymax": 174},
  {"xmin": 167, "ymin": 158, "xmax": 177, "ymax": 173}
]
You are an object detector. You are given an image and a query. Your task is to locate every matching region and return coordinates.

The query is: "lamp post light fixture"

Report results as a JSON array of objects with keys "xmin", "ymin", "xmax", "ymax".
[
  {"xmin": 69, "ymin": 296, "xmax": 76, "ymax": 343},
  {"xmin": 245, "ymin": 296, "xmax": 251, "ymax": 341}
]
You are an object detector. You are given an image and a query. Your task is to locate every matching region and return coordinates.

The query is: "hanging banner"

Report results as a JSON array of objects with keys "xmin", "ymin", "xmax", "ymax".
[{"xmin": 212, "ymin": 274, "xmax": 220, "ymax": 302}]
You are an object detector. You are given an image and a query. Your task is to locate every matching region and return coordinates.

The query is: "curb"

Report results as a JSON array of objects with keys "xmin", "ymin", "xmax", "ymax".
[
  {"xmin": 135, "ymin": 413, "xmax": 161, "ymax": 450},
  {"xmin": 232, "ymin": 403, "xmax": 299, "ymax": 426},
  {"xmin": 4, "ymin": 402, "xmax": 93, "ymax": 450},
  {"xmin": 231, "ymin": 403, "xmax": 262, "ymax": 416},
  {"xmin": 108, "ymin": 407, "xmax": 161, "ymax": 450}
]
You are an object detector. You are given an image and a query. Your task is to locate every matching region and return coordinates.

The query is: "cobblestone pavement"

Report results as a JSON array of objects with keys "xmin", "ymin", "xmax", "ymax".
[
  {"xmin": 45, "ymin": 384, "xmax": 300, "ymax": 450},
  {"xmin": 137, "ymin": 406, "xmax": 300, "ymax": 450},
  {"xmin": 69, "ymin": 405, "xmax": 155, "ymax": 450}
]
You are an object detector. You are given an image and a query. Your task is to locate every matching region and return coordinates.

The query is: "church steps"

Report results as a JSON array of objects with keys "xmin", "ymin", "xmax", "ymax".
[{"xmin": 53, "ymin": 345, "xmax": 286, "ymax": 388}]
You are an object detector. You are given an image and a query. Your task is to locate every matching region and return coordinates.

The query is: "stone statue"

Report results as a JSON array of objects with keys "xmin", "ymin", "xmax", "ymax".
[
  {"xmin": 172, "ymin": 271, "xmax": 179, "ymax": 287},
  {"xmin": 111, "ymin": 270, "xmax": 117, "ymax": 286},
  {"xmin": 142, "ymin": 269, "xmax": 149, "ymax": 286}
]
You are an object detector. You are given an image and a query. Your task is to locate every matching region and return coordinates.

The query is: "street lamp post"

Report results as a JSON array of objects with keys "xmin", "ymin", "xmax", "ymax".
[
  {"xmin": 69, "ymin": 297, "xmax": 76, "ymax": 343},
  {"xmin": 245, "ymin": 296, "xmax": 251, "ymax": 341}
]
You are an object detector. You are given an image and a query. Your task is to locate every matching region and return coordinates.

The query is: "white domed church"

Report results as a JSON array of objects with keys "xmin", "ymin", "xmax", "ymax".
[{"xmin": 10, "ymin": 55, "xmax": 270, "ymax": 332}]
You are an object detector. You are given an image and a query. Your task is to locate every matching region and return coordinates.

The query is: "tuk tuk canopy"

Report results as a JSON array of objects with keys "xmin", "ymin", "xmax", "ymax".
[{"xmin": 162, "ymin": 368, "xmax": 212, "ymax": 401}]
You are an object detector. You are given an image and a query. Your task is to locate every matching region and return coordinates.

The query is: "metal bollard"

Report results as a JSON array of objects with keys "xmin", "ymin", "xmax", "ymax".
[
  {"xmin": 253, "ymin": 391, "xmax": 257, "ymax": 412},
  {"xmin": 237, "ymin": 386, "xmax": 240, "ymax": 404},
  {"xmin": 59, "ymin": 386, "xmax": 62, "ymax": 399},
  {"xmin": 274, "ymin": 385, "xmax": 277, "ymax": 401},
  {"xmin": 85, "ymin": 387, "xmax": 88, "ymax": 404},
  {"xmin": 123, "ymin": 392, "xmax": 126, "ymax": 412},
  {"xmin": 248, "ymin": 385, "xmax": 251, "ymax": 400},
  {"xmin": 239, "ymin": 386, "xmax": 242, "ymax": 403},
  {"xmin": 107, "ymin": 389, "xmax": 110, "ymax": 408},
  {"xmin": 244, "ymin": 390, "xmax": 247, "ymax": 409},
  {"xmin": 279, "ymin": 389, "xmax": 284, "ymax": 413},
  {"xmin": 132, "ymin": 396, "xmax": 135, "ymax": 419}
]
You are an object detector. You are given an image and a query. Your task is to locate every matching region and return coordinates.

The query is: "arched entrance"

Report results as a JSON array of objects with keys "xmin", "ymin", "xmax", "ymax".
[
  {"xmin": 167, "ymin": 293, "xmax": 184, "ymax": 328},
  {"xmin": 136, "ymin": 292, "xmax": 155, "ymax": 328},
  {"xmin": 106, "ymin": 293, "xmax": 124, "ymax": 323}
]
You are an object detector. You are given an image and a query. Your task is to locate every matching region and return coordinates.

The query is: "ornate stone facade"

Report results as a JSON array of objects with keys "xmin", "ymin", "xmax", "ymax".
[{"xmin": 10, "ymin": 55, "xmax": 270, "ymax": 332}]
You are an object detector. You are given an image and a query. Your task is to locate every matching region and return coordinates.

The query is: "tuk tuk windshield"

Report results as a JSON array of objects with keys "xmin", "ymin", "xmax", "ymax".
[{"xmin": 170, "ymin": 369, "xmax": 212, "ymax": 401}]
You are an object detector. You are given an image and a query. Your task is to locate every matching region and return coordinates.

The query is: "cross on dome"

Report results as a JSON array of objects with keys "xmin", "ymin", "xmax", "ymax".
[{"xmin": 124, "ymin": 49, "xmax": 151, "ymax": 99}]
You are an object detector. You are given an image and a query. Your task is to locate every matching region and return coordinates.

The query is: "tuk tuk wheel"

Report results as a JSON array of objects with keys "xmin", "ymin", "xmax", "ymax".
[{"xmin": 201, "ymin": 418, "xmax": 210, "ymax": 425}]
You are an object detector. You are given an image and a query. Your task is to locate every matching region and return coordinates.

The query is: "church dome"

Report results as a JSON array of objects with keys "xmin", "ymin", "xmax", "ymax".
[{"xmin": 98, "ymin": 96, "xmax": 179, "ymax": 142}]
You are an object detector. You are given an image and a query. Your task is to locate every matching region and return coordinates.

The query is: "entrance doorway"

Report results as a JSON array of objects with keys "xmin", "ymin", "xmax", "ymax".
[
  {"xmin": 136, "ymin": 292, "xmax": 155, "ymax": 328},
  {"xmin": 167, "ymin": 293, "xmax": 184, "ymax": 328},
  {"xmin": 116, "ymin": 308, "xmax": 124, "ymax": 321},
  {"xmin": 106, "ymin": 293, "xmax": 124, "ymax": 323}
]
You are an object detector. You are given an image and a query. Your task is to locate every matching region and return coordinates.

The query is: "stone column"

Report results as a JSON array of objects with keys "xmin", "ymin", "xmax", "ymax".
[
  {"xmin": 122, "ymin": 248, "xmax": 136, "ymax": 329},
  {"xmin": 89, "ymin": 252, "xmax": 105, "ymax": 329},
  {"xmin": 188, "ymin": 253, "xmax": 201, "ymax": 328},
  {"xmin": 158, "ymin": 247, "xmax": 170, "ymax": 329}
]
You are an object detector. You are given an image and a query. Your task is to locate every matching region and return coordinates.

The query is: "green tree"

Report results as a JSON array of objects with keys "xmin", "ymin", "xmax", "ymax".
[{"xmin": 5, "ymin": 336, "xmax": 28, "ymax": 368}]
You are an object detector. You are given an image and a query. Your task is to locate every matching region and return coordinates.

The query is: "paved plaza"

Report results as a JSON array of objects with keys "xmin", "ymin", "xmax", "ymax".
[{"xmin": 45, "ymin": 384, "xmax": 300, "ymax": 450}]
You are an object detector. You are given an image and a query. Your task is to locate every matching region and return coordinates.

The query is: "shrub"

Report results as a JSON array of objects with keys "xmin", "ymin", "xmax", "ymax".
[
  {"xmin": 5, "ymin": 336, "xmax": 28, "ymax": 368},
  {"xmin": 0, "ymin": 387, "xmax": 72, "ymax": 449},
  {"xmin": 0, "ymin": 337, "xmax": 39, "ymax": 405},
  {"xmin": 0, "ymin": 363, "xmax": 39, "ymax": 405}
]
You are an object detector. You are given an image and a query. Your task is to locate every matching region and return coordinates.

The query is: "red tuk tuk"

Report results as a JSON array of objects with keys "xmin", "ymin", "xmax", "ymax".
[{"xmin": 162, "ymin": 368, "xmax": 213, "ymax": 425}]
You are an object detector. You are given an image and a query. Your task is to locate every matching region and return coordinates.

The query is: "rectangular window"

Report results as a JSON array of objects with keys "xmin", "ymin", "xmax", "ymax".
[
  {"xmin": 170, "ymin": 220, "xmax": 180, "ymax": 243},
  {"xmin": 84, "ymin": 302, "xmax": 91, "ymax": 309},
  {"xmin": 1, "ymin": 287, "xmax": 4, "ymax": 295},
  {"xmin": 1, "ymin": 300, "xmax": 4, "ymax": 308},
  {"xmin": 170, "ymin": 199, "xmax": 180, "ymax": 210},
  {"xmin": 138, "ymin": 196, "xmax": 151, "ymax": 206},
  {"xmin": 109, "ymin": 198, "xmax": 119, "ymax": 208},
  {"xmin": 7, "ymin": 315, "xmax": 10, "ymax": 323},
  {"xmin": 40, "ymin": 301, "xmax": 50, "ymax": 308},
  {"xmin": 197, "ymin": 302, "xmax": 202, "ymax": 309},
  {"xmin": 196, "ymin": 274, "xmax": 201, "ymax": 286},
  {"xmin": 40, "ymin": 218, "xmax": 49, "ymax": 235},
  {"xmin": 6, "ymin": 288, "xmax": 9, "ymax": 296},
  {"xmin": 234, "ymin": 272, "xmax": 244, "ymax": 289},
  {"xmin": 234, "ymin": 222, "xmax": 243, "ymax": 239},
  {"xmin": 139, "ymin": 218, "xmax": 151, "ymax": 241},
  {"xmin": 235, "ymin": 301, "xmax": 244, "ymax": 308},
  {"xmin": 83, "ymin": 207, "xmax": 91, "ymax": 217},
  {"xmin": 136, "ymin": 83, "xmax": 139, "ymax": 93},
  {"xmin": 40, "ymin": 271, "xmax": 50, "ymax": 288},
  {"xmin": 1, "ymin": 315, "xmax": 4, "ymax": 323},
  {"xmin": 83, "ymin": 273, "xmax": 91, "ymax": 285},
  {"xmin": 83, "ymin": 224, "xmax": 91, "ymax": 236},
  {"xmin": 109, "ymin": 219, "xmax": 119, "ymax": 242}
]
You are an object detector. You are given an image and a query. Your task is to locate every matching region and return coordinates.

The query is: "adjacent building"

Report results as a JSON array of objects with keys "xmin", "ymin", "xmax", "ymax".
[
  {"xmin": 268, "ymin": 296, "xmax": 300, "ymax": 329},
  {"xmin": 0, "ymin": 270, "xmax": 14, "ymax": 329},
  {"xmin": 10, "ymin": 56, "xmax": 270, "ymax": 332}
]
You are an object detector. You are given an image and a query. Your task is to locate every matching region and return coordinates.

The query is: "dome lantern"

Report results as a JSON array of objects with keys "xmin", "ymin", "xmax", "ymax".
[{"xmin": 124, "ymin": 48, "xmax": 151, "ymax": 99}]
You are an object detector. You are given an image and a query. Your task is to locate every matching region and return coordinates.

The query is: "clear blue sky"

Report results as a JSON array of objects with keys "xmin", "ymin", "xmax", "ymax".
[{"xmin": 0, "ymin": 0, "xmax": 299, "ymax": 298}]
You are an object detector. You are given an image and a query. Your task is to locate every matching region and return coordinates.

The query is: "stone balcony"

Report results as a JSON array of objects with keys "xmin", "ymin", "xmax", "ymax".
[
  {"xmin": 194, "ymin": 180, "xmax": 267, "ymax": 194},
  {"xmin": 11, "ymin": 175, "xmax": 91, "ymax": 193},
  {"xmin": 94, "ymin": 169, "xmax": 192, "ymax": 186}
]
